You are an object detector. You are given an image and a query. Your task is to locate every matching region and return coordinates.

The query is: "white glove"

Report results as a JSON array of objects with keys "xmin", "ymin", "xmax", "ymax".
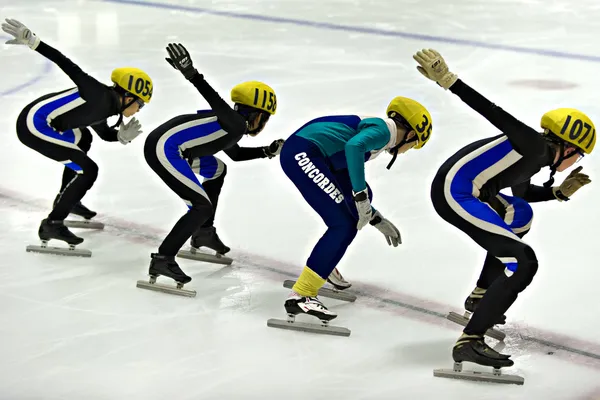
[
  {"xmin": 1, "ymin": 19, "xmax": 40, "ymax": 49},
  {"xmin": 370, "ymin": 210, "xmax": 401, "ymax": 247},
  {"xmin": 117, "ymin": 117, "xmax": 143, "ymax": 144},
  {"xmin": 413, "ymin": 49, "xmax": 458, "ymax": 90},
  {"xmin": 353, "ymin": 189, "xmax": 372, "ymax": 230},
  {"xmin": 263, "ymin": 139, "xmax": 285, "ymax": 158}
]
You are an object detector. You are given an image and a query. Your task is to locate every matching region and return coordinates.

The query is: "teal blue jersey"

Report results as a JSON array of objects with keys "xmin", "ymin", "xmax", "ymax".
[{"xmin": 294, "ymin": 115, "xmax": 397, "ymax": 192}]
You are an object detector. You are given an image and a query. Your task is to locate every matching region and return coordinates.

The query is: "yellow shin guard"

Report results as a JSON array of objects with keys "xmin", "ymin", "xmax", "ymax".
[{"xmin": 292, "ymin": 266, "xmax": 325, "ymax": 297}]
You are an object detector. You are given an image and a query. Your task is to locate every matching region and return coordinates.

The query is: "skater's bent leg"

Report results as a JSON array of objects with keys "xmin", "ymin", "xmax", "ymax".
[
  {"xmin": 430, "ymin": 175, "xmax": 538, "ymax": 336},
  {"xmin": 474, "ymin": 195, "xmax": 533, "ymax": 290},
  {"xmin": 60, "ymin": 128, "xmax": 92, "ymax": 193},
  {"xmin": 158, "ymin": 198, "xmax": 213, "ymax": 256},
  {"xmin": 60, "ymin": 167, "xmax": 77, "ymax": 193},
  {"xmin": 294, "ymin": 218, "xmax": 357, "ymax": 296},
  {"xmin": 465, "ymin": 242, "xmax": 538, "ymax": 335},
  {"xmin": 49, "ymin": 154, "xmax": 99, "ymax": 221},
  {"xmin": 16, "ymin": 115, "xmax": 94, "ymax": 221},
  {"xmin": 280, "ymin": 134, "xmax": 357, "ymax": 297},
  {"xmin": 145, "ymin": 142, "xmax": 215, "ymax": 257},
  {"xmin": 191, "ymin": 156, "xmax": 227, "ymax": 228}
]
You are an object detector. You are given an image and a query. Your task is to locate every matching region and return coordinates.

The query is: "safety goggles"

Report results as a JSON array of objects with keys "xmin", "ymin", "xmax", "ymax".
[{"xmin": 135, "ymin": 98, "xmax": 145, "ymax": 110}]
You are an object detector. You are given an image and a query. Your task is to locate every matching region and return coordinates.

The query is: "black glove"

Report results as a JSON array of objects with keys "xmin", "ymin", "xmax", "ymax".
[
  {"xmin": 165, "ymin": 43, "xmax": 198, "ymax": 80},
  {"xmin": 263, "ymin": 139, "xmax": 285, "ymax": 158}
]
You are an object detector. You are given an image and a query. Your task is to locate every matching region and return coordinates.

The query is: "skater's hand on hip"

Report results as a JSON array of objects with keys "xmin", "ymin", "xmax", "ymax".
[
  {"xmin": 263, "ymin": 139, "xmax": 285, "ymax": 158},
  {"xmin": 165, "ymin": 43, "xmax": 198, "ymax": 80},
  {"xmin": 413, "ymin": 49, "xmax": 457, "ymax": 90},
  {"xmin": 553, "ymin": 166, "xmax": 591, "ymax": 201},
  {"xmin": 353, "ymin": 189, "xmax": 372, "ymax": 230},
  {"xmin": 370, "ymin": 210, "xmax": 401, "ymax": 247},
  {"xmin": 1, "ymin": 18, "xmax": 40, "ymax": 49},
  {"xmin": 118, "ymin": 117, "xmax": 143, "ymax": 144}
]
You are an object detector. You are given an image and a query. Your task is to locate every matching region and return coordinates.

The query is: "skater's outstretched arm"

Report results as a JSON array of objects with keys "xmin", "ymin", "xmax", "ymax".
[
  {"xmin": 413, "ymin": 48, "xmax": 549, "ymax": 157},
  {"xmin": 189, "ymin": 74, "xmax": 247, "ymax": 135},
  {"xmin": 448, "ymin": 80, "xmax": 548, "ymax": 156},
  {"xmin": 34, "ymin": 42, "xmax": 99, "ymax": 88},
  {"xmin": 345, "ymin": 118, "xmax": 391, "ymax": 193},
  {"xmin": 164, "ymin": 43, "xmax": 247, "ymax": 136},
  {"xmin": 2, "ymin": 19, "xmax": 102, "ymax": 94}
]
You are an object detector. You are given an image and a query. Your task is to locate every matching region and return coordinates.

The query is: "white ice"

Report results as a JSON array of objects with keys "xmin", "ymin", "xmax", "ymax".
[{"xmin": 0, "ymin": 0, "xmax": 599, "ymax": 398}]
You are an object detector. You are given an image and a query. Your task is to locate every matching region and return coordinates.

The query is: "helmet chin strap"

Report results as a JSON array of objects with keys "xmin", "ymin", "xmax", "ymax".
[
  {"xmin": 109, "ymin": 91, "xmax": 137, "ymax": 129},
  {"xmin": 543, "ymin": 142, "xmax": 582, "ymax": 187},
  {"xmin": 386, "ymin": 113, "xmax": 417, "ymax": 170},
  {"xmin": 386, "ymin": 136, "xmax": 417, "ymax": 170}
]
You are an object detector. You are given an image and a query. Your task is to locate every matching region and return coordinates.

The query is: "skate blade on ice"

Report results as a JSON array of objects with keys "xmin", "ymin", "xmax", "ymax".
[
  {"xmin": 64, "ymin": 219, "xmax": 105, "ymax": 230},
  {"xmin": 136, "ymin": 276, "xmax": 196, "ymax": 297},
  {"xmin": 177, "ymin": 248, "xmax": 232, "ymax": 265},
  {"xmin": 267, "ymin": 315, "xmax": 350, "ymax": 337},
  {"xmin": 26, "ymin": 241, "xmax": 91, "ymax": 257},
  {"xmin": 433, "ymin": 362, "xmax": 524, "ymax": 385},
  {"xmin": 446, "ymin": 312, "xmax": 506, "ymax": 341},
  {"xmin": 283, "ymin": 280, "xmax": 356, "ymax": 302}
]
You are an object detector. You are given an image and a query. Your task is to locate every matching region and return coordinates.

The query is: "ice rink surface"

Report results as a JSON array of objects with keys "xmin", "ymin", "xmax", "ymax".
[{"xmin": 1, "ymin": 0, "xmax": 600, "ymax": 398}]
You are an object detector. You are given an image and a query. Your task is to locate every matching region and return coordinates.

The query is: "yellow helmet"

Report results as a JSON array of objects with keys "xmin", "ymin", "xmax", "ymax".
[
  {"xmin": 386, "ymin": 96, "xmax": 432, "ymax": 149},
  {"xmin": 111, "ymin": 67, "xmax": 153, "ymax": 104},
  {"xmin": 541, "ymin": 108, "xmax": 596, "ymax": 154},
  {"xmin": 231, "ymin": 81, "xmax": 277, "ymax": 115}
]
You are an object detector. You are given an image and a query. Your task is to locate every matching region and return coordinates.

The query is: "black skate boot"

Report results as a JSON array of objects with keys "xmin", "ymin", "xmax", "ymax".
[
  {"xmin": 38, "ymin": 219, "xmax": 84, "ymax": 245},
  {"xmin": 54, "ymin": 195, "xmax": 97, "ymax": 220},
  {"xmin": 284, "ymin": 292, "xmax": 337, "ymax": 322},
  {"xmin": 465, "ymin": 287, "xmax": 506, "ymax": 325},
  {"xmin": 148, "ymin": 253, "xmax": 192, "ymax": 284},
  {"xmin": 452, "ymin": 333, "xmax": 513, "ymax": 368},
  {"xmin": 190, "ymin": 226, "xmax": 230, "ymax": 255},
  {"xmin": 70, "ymin": 202, "xmax": 97, "ymax": 219}
]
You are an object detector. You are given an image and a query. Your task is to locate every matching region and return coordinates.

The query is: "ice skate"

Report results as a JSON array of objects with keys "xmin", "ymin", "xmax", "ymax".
[
  {"xmin": 446, "ymin": 288, "xmax": 506, "ymax": 341},
  {"xmin": 433, "ymin": 334, "xmax": 524, "ymax": 385},
  {"xmin": 283, "ymin": 267, "xmax": 357, "ymax": 302},
  {"xmin": 26, "ymin": 219, "xmax": 91, "ymax": 257},
  {"xmin": 70, "ymin": 201, "xmax": 97, "ymax": 220},
  {"xmin": 327, "ymin": 267, "xmax": 352, "ymax": 290},
  {"xmin": 137, "ymin": 253, "xmax": 195, "ymax": 297},
  {"xmin": 177, "ymin": 226, "xmax": 233, "ymax": 265},
  {"xmin": 267, "ymin": 292, "xmax": 350, "ymax": 337},
  {"xmin": 54, "ymin": 195, "xmax": 104, "ymax": 230}
]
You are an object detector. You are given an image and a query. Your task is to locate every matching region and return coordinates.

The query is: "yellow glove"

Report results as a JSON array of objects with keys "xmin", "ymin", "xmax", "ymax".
[
  {"xmin": 413, "ymin": 49, "xmax": 458, "ymax": 90},
  {"xmin": 553, "ymin": 166, "xmax": 591, "ymax": 201}
]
